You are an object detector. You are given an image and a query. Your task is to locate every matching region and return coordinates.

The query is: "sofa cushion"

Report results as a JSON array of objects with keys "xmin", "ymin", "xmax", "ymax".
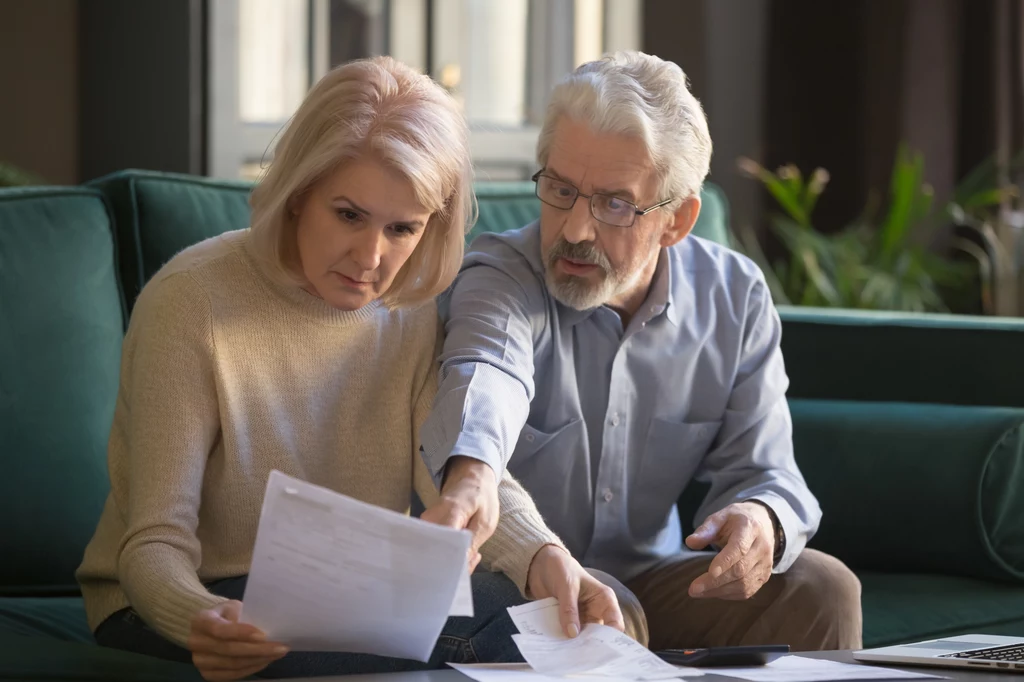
[
  {"xmin": 89, "ymin": 170, "xmax": 252, "ymax": 310},
  {"xmin": 789, "ymin": 399, "xmax": 1024, "ymax": 583},
  {"xmin": 860, "ymin": 572, "xmax": 1024, "ymax": 648},
  {"xmin": 0, "ymin": 188, "xmax": 123, "ymax": 595},
  {"xmin": 469, "ymin": 181, "xmax": 731, "ymax": 246},
  {"xmin": 0, "ymin": 597, "xmax": 93, "ymax": 643},
  {"xmin": 677, "ymin": 399, "xmax": 1024, "ymax": 583},
  {"xmin": 0, "ymin": 633, "xmax": 201, "ymax": 682}
]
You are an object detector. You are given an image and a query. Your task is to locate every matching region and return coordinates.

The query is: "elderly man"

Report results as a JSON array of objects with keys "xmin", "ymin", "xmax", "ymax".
[{"xmin": 422, "ymin": 51, "xmax": 862, "ymax": 652}]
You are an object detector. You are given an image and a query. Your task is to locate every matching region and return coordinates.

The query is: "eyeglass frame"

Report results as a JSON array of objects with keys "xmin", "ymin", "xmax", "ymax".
[{"xmin": 531, "ymin": 169, "xmax": 675, "ymax": 228}]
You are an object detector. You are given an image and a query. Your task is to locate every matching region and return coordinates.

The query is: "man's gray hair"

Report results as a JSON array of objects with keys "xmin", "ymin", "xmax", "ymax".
[{"xmin": 537, "ymin": 51, "xmax": 712, "ymax": 205}]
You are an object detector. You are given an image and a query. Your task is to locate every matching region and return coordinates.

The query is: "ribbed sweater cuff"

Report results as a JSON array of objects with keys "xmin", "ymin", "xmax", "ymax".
[{"xmin": 482, "ymin": 509, "xmax": 565, "ymax": 597}]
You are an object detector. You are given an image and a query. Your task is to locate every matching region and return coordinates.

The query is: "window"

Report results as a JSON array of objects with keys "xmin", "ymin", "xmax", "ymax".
[{"xmin": 208, "ymin": 0, "xmax": 641, "ymax": 180}]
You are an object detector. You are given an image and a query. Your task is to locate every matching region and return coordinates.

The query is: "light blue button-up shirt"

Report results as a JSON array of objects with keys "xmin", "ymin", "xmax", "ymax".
[{"xmin": 421, "ymin": 222, "xmax": 822, "ymax": 580}]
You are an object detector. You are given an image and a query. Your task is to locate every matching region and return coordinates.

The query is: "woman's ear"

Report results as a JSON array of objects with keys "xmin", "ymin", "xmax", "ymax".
[{"xmin": 660, "ymin": 196, "xmax": 701, "ymax": 248}]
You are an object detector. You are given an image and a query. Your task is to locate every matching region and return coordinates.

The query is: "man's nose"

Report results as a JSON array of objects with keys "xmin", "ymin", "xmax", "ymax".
[{"xmin": 562, "ymin": 196, "xmax": 598, "ymax": 244}]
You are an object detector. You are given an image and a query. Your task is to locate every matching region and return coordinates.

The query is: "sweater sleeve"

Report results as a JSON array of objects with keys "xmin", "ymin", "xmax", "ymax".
[
  {"xmin": 412, "ymin": 310, "xmax": 564, "ymax": 597},
  {"xmin": 113, "ymin": 272, "xmax": 228, "ymax": 646}
]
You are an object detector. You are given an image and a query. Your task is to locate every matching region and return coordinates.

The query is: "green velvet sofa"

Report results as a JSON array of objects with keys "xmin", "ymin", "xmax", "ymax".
[{"xmin": 1, "ymin": 169, "xmax": 1023, "ymax": 681}]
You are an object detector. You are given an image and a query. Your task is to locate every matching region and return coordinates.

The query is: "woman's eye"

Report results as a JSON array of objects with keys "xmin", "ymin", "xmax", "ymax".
[
  {"xmin": 337, "ymin": 209, "xmax": 361, "ymax": 223},
  {"xmin": 391, "ymin": 224, "xmax": 416, "ymax": 237}
]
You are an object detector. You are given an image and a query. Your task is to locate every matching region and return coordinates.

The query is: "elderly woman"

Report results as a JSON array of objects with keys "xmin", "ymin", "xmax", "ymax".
[{"xmin": 75, "ymin": 57, "xmax": 638, "ymax": 681}]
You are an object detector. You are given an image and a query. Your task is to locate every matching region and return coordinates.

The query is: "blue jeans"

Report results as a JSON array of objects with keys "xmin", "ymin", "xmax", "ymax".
[{"xmin": 95, "ymin": 571, "xmax": 528, "ymax": 678}]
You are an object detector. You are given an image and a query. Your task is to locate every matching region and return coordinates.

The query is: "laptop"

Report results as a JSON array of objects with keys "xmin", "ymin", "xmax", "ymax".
[{"xmin": 854, "ymin": 634, "xmax": 1024, "ymax": 673}]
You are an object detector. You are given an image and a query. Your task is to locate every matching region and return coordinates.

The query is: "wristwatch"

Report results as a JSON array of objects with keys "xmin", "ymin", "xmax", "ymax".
[{"xmin": 748, "ymin": 500, "xmax": 786, "ymax": 566}]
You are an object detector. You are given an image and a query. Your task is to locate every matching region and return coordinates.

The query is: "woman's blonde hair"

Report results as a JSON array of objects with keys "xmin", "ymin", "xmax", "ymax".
[{"xmin": 249, "ymin": 56, "xmax": 474, "ymax": 308}]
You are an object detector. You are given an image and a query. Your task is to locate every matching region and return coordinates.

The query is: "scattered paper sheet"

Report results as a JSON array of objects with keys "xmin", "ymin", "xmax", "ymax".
[
  {"xmin": 450, "ymin": 662, "xmax": 641, "ymax": 682},
  {"xmin": 710, "ymin": 656, "xmax": 944, "ymax": 682},
  {"xmin": 508, "ymin": 598, "xmax": 564, "ymax": 638},
  {"xmin": 240, "ymin": 470, "xmax": 472, "ymax": 661},
  {"xmin": 513, "ymin": 623, "xmax": 700, "ymax": 679}
]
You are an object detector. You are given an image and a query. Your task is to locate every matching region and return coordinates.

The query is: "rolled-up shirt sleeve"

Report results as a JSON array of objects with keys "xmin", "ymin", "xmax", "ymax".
[
  {"xmin": 693, "ymin": 279, "xmax": 822, "ymax": 573},
  {"xmin": 420, "ymin": 252, "xmax": 544, "ymax": 486}
]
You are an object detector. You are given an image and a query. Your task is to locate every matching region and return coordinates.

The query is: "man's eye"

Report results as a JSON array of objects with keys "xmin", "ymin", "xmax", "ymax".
[{"xmin": 604, "ymin": 197, "xmax": 631, "ymax": 213}]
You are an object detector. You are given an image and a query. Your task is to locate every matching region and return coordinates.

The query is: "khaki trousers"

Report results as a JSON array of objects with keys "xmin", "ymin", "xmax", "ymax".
[{"xmin": 615, "ymin": 548, "xmax": 863, "ymax": 652}]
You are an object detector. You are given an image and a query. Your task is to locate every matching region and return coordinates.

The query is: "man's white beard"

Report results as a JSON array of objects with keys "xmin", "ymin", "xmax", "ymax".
[{"xmin": 546, "ymin": 267, "xmax": 618, "ymax": 310}]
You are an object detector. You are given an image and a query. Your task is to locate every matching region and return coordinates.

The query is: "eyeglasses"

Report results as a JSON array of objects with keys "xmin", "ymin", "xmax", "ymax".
[{"xmin": 531, "ymin": 170, "xmax": 674, "ymax": 228}]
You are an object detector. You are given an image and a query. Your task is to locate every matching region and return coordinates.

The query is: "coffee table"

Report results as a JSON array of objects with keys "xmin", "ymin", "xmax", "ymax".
[{"xmin": 275, "ymin": 650, "xmax": 1017, "ymax": 682}]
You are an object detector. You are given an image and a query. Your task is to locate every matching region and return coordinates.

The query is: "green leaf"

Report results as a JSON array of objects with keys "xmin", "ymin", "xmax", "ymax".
[
  {"xmin": 962, "ymin": 188, "xmax": 1012, "ymax": 210},
  {"xmin": 761, "ymin": 175, "xmax": 809, "ymax": 226},
  {"xmin": 880, "ymin": 143, "xmax": 925, "ymax": 258},
  {"xmin": 0, "ymin": 162, "xmax": 44, "ymax": 187},
  {"xmin": 732, "ymin": 224, "xmax": 792, "ymax": 305}
]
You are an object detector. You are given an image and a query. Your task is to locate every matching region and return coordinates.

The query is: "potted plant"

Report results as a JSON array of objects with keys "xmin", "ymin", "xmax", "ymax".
[{"xmin": 735, "ymin": 144, "xmax": 1014, "ymax": 313}]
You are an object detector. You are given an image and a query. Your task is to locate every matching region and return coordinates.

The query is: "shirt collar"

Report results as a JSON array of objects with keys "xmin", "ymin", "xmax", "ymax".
[{"xmin": 638, "ymin": 247, "xmax": 684, "ymax": 327}]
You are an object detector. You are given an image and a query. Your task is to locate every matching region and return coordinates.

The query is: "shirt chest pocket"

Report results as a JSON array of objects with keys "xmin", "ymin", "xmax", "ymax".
[
  {"xmin": 508, "ymin": 419, "xmax": 587, "ymax": 520},
  {"xmin": 630, "ymin": 417, "xmax": 723, "ymax": 537}
]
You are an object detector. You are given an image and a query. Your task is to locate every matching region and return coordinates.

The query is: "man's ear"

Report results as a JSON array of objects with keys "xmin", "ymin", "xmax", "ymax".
[{"xmin": 660, "ymin": 196, "xmax": 701, "ymax": 248}]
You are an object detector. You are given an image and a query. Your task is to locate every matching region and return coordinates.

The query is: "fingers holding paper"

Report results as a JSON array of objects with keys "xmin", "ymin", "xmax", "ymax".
[
  {"xmin": 188, "ymin": 601, "xmax": 288, "ymax": 682},
  {"xmin": 420, "ymin": 455, "xmax": 499, "ymax": 571},
  {"xmin": 526, "ymin": 545, "xmax": 626, "ymax": 639}
]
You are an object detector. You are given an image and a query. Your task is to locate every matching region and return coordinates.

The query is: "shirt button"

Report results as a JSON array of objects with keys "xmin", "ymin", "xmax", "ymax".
[
  {"xmin": 602, "ymin": 488, "xmax": 614, "ymax": 502},
  {"xmin": 610, "ymin": 413, "xmax": 620, "ymax": 427},
  {"xmin": 524, "ymin": 433, "xmax": 535, "ymax": 442}
]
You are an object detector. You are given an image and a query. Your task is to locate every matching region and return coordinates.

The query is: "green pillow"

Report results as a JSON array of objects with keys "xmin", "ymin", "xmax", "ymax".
[{"xmin": 0, "ymin": 188, "xmax": 123, "ymax": 594}]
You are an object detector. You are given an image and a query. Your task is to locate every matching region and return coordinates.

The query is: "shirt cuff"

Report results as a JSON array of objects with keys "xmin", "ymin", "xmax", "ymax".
[
  {"xmin": 747, "ymin": 492, "xmax": 806, "ymax": 574},
  {"xmin": 421, "ymin": 430, "xmax": 506, "ymax": 489}
]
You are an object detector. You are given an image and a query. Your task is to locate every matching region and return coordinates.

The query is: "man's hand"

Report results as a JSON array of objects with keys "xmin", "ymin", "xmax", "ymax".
[
  {"xmin": 188, "ymin": 601, "xmax": 288, "ymax": 681},
  {"xmin": 526, "ymin": 545, "xmax": 625, "ymax": 638},
  {"xmin": 420, "ymin": 456, "xmax": 498, "ymax": 573},
  {"xmin": 684, "ymin": 501, "xmax": 776, "ymax": 600}
]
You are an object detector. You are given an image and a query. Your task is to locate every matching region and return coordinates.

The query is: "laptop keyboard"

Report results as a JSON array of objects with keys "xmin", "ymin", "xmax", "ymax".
[{"xmin": 940, "ymin": 644, "xmax": 1024, "ymax": 662}]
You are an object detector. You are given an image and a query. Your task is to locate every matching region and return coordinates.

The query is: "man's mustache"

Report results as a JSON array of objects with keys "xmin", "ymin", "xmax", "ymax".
[{"xmin": 547, "ymin": 240, "xmax": 610, "ymax": 271}]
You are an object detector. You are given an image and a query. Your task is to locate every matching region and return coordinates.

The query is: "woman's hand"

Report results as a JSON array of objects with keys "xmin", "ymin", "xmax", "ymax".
[
  {"xmin": 187, "ymin": 601, "xmax": 289, "ymax": 681},
  {"xmin": 526, "ymin": 545, "xmax": 625, "ymax": 638}
]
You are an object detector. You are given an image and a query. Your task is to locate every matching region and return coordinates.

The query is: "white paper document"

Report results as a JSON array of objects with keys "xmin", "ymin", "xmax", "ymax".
[
  {"xmin": 507, "ymin": 598, "xmax": 565, "ymax": 638},
  {"xmin": 450, "ymin": 562, "xmax": 474, "ymax": 617},
  {"xmin": 240, "ymin": 470, "xmax": 473, "ymax": 661},
  {"xmin": 710, "ymin": 656, "xmax": 944, "ymax": 682},
  {"xmin": 513, "ymin": 623, "xmax": 701, "ymax": 679},
  {"xmin": 450, "ymin": 662, "xmax": 642, "ymax": 682}
]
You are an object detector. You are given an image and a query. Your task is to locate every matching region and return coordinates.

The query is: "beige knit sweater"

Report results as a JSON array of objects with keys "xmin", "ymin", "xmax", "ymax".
[{"xmin": 76, "ymin": 229, "xmax": 561, "ymax": 647}]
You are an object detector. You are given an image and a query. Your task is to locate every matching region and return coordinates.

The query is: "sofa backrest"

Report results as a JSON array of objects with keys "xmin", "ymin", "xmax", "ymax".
[
  {"xmin": 89, "ymin": 170, "xmax": 733, "ymax": 312},
  {"xmin": 89, "ymin": 171, "xmax": 252, "ymax": 308},
  {"xmin": 779, "ymin": 306, "xmax": 1024, "ymax": 407},
  {"xmin": 0, "ymin": 187, "xmax": 125, "ymax": 595}
]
